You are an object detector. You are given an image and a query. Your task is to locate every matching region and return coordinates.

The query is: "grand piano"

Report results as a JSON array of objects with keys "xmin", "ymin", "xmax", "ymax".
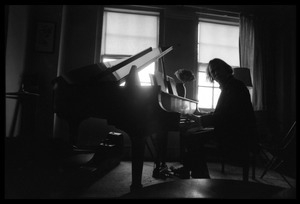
[{"xmin": 52, "ymin": 46, "xmax": 198, "ymax": 191}]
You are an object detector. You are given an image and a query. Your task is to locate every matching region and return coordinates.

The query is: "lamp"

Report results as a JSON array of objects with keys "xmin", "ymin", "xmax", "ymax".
[{"xmin": 233, "ymin": 67, "xmax": 252, "ymax": 87}]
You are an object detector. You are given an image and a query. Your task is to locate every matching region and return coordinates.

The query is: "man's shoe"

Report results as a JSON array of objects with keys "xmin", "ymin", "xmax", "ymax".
[{"xmin": 153, "ymin": 164, "xmax": 172, "ymax": 179}]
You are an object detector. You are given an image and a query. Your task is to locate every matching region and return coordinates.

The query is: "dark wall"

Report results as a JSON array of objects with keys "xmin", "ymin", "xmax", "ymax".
[
  {"xmin": 163, "ymin": 9, "xmax": 198, "ymax": 99},
  {"xmin": 61, "ymin": 5, "xmax": 99, "ymax": 73},
  {"xmin": 5, "ymin": 5, "xmax": 63, "ymax": 140}
]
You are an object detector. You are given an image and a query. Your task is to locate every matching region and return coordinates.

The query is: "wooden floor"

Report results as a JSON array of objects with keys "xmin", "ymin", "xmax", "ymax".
[
  {"xmin": 5, "ymin": 137, "xmax": 296, "ymax": 199},
  {"xmin": 77, "ymin": 160, "xmax": 297, "ymax": 199},
  {"xmin": 5, "ymin": 156, "xmax": 296, "ymax": 199},
  {"xmin": 120, "ymin": 178, "xmax": 295, "ymax": 199}
]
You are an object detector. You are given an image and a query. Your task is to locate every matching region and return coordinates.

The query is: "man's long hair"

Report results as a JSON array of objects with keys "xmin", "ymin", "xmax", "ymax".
[{"xmin": 206, "ymin": 58, "xmax": 233, "ymax": 83}]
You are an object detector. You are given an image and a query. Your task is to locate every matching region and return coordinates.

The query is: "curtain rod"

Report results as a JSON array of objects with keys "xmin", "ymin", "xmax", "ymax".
[{"xmin": 183, "ymin": 5, "xmax": 240, "ymax": 17}]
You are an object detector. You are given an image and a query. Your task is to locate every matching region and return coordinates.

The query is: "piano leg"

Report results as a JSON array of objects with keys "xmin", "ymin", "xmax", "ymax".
[
  {"xmin": 152, "ymin": 130, "xmax": 168, "ymax": 176},
  {"xmin": 129, "ymin": 130, "xmax": 146, "ymax": 192}
]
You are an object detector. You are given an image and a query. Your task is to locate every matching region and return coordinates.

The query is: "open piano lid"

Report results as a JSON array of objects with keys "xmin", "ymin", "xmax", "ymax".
[
  {"xmin": 61, "ymin": 46, "xmax": 172, "ymax": 85},
  {"xmin": 99, "ymin": 46, "xmax": 173, "ymax": 83}
]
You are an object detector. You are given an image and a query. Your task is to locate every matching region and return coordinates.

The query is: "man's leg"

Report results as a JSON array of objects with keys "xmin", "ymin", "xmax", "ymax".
[{"xmin": 187, "ymin": 131, "xmax": 212, "ymax": 178}]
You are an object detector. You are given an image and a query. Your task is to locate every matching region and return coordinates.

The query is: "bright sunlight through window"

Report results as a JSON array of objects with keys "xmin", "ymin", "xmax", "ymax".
[
  {"xmin": 197, "ymin": 20, "xmax": 240, "ymax": 109},
  {"xmin": 101, "ymin": 8, "xmax": 159, "ymax": 86}
]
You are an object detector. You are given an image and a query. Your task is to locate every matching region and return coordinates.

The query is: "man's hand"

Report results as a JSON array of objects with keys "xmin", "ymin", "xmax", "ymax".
[
  {"xmin": 185, "ymin": 114, "xmax": 203, "ymax": 128},
  {"xmin": 185, "ymin": 114, "xmax": 198, "ymax": 121}
]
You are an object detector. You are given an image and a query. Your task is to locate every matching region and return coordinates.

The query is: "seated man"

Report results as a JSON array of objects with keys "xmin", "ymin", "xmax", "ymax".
[{"xmin": 171, "ymin": 58, "xmax": 257, "ymax": 179}]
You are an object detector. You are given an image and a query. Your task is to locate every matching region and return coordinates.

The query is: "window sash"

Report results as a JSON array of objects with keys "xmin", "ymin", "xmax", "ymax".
[
  {"xmin": 101, "ymin": 8, "xmax": 160, "ymax": 86},
  {"xmin": 102, "ymin": 9, "xmax": 159, "ymax": 55},
  {"xmin": 197, "ymin": 16, "xmax": 239, "ymax": 109}
]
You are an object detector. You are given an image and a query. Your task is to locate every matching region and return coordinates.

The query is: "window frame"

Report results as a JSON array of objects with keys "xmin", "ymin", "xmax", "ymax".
[
  {"xmin": 197, "ymin": 13, "xmax": 240, "ymax": 111},
  {"xmin": 99, "ymin": 6, "xmax": 162, "ymax": 86}
]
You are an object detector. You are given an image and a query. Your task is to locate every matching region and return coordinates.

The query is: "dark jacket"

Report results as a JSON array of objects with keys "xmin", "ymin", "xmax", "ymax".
[{"xmin": 201, "ymin": 76, "xmax": 257, "ymax": 156}]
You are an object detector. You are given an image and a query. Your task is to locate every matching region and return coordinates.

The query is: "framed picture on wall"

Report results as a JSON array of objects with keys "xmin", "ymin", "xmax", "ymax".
[{"xmin": 35, "ymin": 22, "xmax": 55, "ymax": 53}]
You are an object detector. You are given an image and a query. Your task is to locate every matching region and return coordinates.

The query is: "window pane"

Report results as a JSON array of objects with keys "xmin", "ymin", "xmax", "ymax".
[
  {"xmin": 138, "ymin": 63, "xmax": 155, "ymax": 86},
  {"xmin": 199, "ymin": 63, "xmax": 207, "ymax": 72},
  {"xmin": 197, "ymin": 19, "xmax": 239, "ymax": 109},
  {"xmin": 213, "ymin": 81, "xmax": 220, "ymax": 88},
  {"xmin": 197, "ymin": 87, "xmax": 213, "ymax": 109},
  {"xmin": 102, "ymin": 9, "xmax": 159, "ymax": 86},
  {"xmin": 199, "ymin": 43, "xmax": 239, "ymax": 65},
  {"xmin": 198, "ymin": 72, "xmax": 212, "ymax": 87},
  {"xmin": 198, "ymin": 22, "xmax": 239, "ymax": 66},
  {"xmin": 104, "ymin": 12, "xmax": 158, "ymax": 55},
  {"xmin": 103, "ymin": 57, "xmax": 154, "ymax": 86},
  {"xmin": 199, "ymin": 22, "xmax": 239, "ymax": 46},
  {"xmin": 213, "ymin": 88, "xmax": 221, "ymax": 108}
]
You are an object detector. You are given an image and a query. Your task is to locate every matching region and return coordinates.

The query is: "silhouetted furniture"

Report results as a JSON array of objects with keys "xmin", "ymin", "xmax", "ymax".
[
  {"xmin": 179, "ymin": 118, "xmax": 257, "ymax": 181},
  {"xmin": 216, "ymin": 124, "xmax": 259, "ymax": 182},
  {"xmin": 120, "ymin": 179, "xmax": 291, "ymax": 199},
  {"xmin": 73, "ymin": 131, "xmax": 124, "ymax": 166},
  {"xmin": 6, "ymin": 85, "xmax": 39, "ymax": 138},
  {"xmin": 219, "ymin": 145, "xmax": 257, "ymax": 182},
  {"xmin": 259, "ymin": 121, "xmax": 296, "ymax": 188},
  {"xmin": 52, "ymin": 46, "xmax": 198, "ymax": 191},
  {"xmin": 188, "ymin": 127, "xmax": 257, "ymax": 182}
]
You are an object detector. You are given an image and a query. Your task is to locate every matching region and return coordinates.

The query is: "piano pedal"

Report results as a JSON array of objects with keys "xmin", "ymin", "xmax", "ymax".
[
  {"xmin": 99, "ymin": 142, "xmax": 116, "ymax": 147},
  {"xmin": 99, "ymin": 138, "xmax": 116, "ymax": 147}
]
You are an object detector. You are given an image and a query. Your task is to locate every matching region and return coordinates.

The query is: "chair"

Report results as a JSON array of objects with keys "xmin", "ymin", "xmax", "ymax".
[
  {"xmin": 219, "ymin": 142, "xmax": 257, "ymax": 182},
  {"xmin": 201, "ymin": 128, "xmax": 258, "ymax": 182},
  {"xmin": 217, "ymin": 123, "xmax": 261, "ymax": 182},
  {"xmin": 259, "ymin": 121, "xmax": 296, "ymax": 187}
]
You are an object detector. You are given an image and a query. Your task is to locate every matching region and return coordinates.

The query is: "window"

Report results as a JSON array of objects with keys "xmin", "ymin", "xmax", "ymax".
[
  {"xmin": 101, "ymin": 8, "xmax": 160, "ymax": 86},
  {"xmin": 197, "ymin": 15, "xmax": 240, "ymax": 110}
]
